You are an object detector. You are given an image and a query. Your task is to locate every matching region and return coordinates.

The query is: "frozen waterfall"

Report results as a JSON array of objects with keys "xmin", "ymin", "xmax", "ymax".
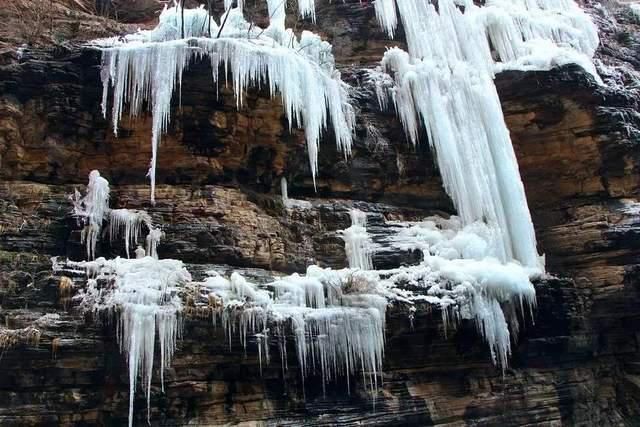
[
  {"xmin": 72, "ymin": 171, "xmax": 162, "ymax": 260},
  {"xmin": 60, "ymin": 0, "xmax": 607, "ymax": 423},
  {"xmin": 369, "ymin": 0, "xmax": 599, "ymax": 269}
]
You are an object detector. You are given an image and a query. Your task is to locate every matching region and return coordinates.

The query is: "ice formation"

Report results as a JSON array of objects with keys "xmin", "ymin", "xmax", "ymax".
[
  {"xmin": 280, "ymin": 176, "xmax": 312, "ymax": 210},
  {"xmin": 377, "ymin": 216, "xmax": 539, "ymax": 368},
  {"xmin": 280, "ymin": 176, "xmax": 288, "ymax": 202},
  {"xmin": 373, "ymin": 0, "xmax": 599, "ymax": 78},
  {"xmin": 196, "ymin": 266, "xmax": 386, "ymax": 393},
  {"xmin": 66, "ymin": 256, "xmax": 191, "ymax": 427},
  {"xmin": 57, "ymin": 255, "xmax": 387, "ymax": 415},
  {"xmin": 71, "ymin": 170, "xmax": 110, "ymax": 260},
  {"xmin": 55, "ymin": 0, "xmax": 607, "ymax": 420},
  {"xmin": 340, "ymin": 209, "xmax": 374, "ymax": 270},
  {"xmin": 146, "ymin": 227, "xmax": 163, "ymax": 259},
  {"xmin": 96, "ymin": 4, "xmax": 354, "ymax": 202},
  {"xmin": 55, "ymin": 207, "xmax": 543, "ymax": 425},
  {"xmin": 108, "ymin": 209, "xmax": 153, "ymax": 258},
  {"xmin": 368, "ymin": 0, "xmax": 600, "ymax": 269},
  {"xmin": 72, "ymin": 171, "xmax": 162, "ymax": 260}
]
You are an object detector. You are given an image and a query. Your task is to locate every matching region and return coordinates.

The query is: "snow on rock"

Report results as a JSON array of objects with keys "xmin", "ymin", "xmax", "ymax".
[
  {"xmin": 71, "ymin": 170, "xmax": 110, "ymax": 260},
  {"xmin": 65, "ymin": 256, "xmax": 191, "ymax": 427},
  {"xmin": 95, "ymin": 5, "xmax": 354, "ymax": 202}
]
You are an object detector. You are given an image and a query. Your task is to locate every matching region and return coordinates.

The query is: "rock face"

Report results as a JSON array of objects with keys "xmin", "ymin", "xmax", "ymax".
[{"xmin": 1, "ymin": 1, "xmax": 640, "ymax": 426}]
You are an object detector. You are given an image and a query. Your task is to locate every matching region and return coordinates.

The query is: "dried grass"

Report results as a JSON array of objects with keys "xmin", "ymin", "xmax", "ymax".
[
  {"xmin": 0, "ymin": 0, "xmax": 136, "ymax": 47},
  {"xmin": 0, "ymin": 326, "xmax": 41, "ymax": 357},
  {"xmin": 51, "ymin": 337, "xmax": 61, "ymax": 359},
  {"xmin": 9, "ymin": 0, "xmax": 52, "ymax": 45},
  {"xmin": 58, "ymin": 276, "xmax": 73, "ymax": 309}
]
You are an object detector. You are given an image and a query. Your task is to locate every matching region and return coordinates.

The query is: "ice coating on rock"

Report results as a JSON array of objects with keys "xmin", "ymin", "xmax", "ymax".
[
  {"xmin": 71, "ymin": 170, "xmax": 110, "ymax": 260},
  {"xmin": 96, "ymin": 5, "xmax": 353, "ymax": 202}
]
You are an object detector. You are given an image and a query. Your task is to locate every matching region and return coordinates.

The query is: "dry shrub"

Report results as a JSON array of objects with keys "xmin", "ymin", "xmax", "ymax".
[
  {"xmin": 208, "ymin": 293, "xmax": 222, "ymax": 311},
  {"xmin": 58, "ymin": 276, "xmax": 73, "ymax": 309},
  {"xmin": 0, "ymin": 326, "xmax": 41, "ymax": 353},
  {"xmin": 342, "ymin": 273, "xmax": 375, "ymax": 294},
  {"xmin": 51, "ymin": 337, "xmax": 61, "ymax": 359},
  {"xmin": 10, "ymin": 0, "xmax": 53, "ymax": 45}
]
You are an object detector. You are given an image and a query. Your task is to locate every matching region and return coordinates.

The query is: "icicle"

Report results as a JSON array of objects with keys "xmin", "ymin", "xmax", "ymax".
[
  {"xmin": 146, "ymin": 227, "xmax": 163, "ymax": 259},
  {"xmin": 108, "ymin": 209, "xmax": 153, "ymax": 258},
  {"xmin": 198, "ymin": 264, "xmax": 387, "ymax": 394},
  {"xmin": 297, "ymin": 0, "xmax": 316, "ymax": 22},
  {"xmin": 280, "ymin": 177, "xmax": 288, "ymax": 203},
  {"xmin": 374, "ymin": 0, "xmax": 398, "ymax": 38},
  {"xmin": 281, "ymin": 177, "xmax": 312, "ymax": 210}
]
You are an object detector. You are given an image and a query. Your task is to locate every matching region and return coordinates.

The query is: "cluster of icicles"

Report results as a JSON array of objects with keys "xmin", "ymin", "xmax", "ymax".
[
  {"xmin": 97, "ymin": 2, "xmax": 354, "ymax": 202},
  {"xmin": 59, "ymin": 195, "xmax": 540, "ymax": 427},
  {"xmin": 71, "ymin": 170, "xmax": 163, "ymax": 260},
  {"xmin": 76, "ymin": 0, "xmax": 604, "ymax": 424},
  {"xmin": 60, "ymin": 177, "xmax": 388, "ymax": 427},
  {"xmin": 95, "ymin": 0, "xmax": 598, "ymax": 270},
  {"xmin": 59, "ymin": 255, "xmax": 387, "ymax": 426}
]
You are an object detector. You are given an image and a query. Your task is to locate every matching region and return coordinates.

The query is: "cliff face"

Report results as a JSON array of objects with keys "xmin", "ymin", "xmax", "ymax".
[{"xmin": 1, "ymin": 1, "xmax": 640, "ymax": 426}]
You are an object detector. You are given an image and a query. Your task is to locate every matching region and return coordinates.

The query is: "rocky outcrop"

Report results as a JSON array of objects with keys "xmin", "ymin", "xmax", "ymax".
[{"xmin": 1, "ymin": 1, "xmax": 640, "ymax": 426}]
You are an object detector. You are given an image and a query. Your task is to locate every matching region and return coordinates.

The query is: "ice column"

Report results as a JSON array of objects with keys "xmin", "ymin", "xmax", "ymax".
[
  {"xmin": 340, "ymin": 209, "xmax": 374, "ymax": 270},
  {"xmin": 71, "ymin": 170, "xmax": 110, "ymax": 260}
]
